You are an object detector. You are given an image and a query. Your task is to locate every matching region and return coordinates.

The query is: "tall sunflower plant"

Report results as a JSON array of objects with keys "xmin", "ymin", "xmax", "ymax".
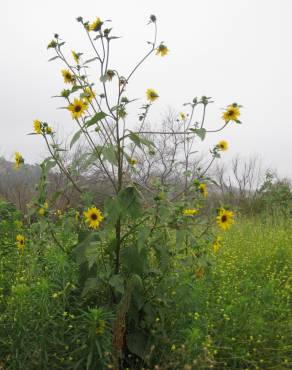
[{"xmin": 24, "ymin": 14, "xmax": 242, "ymax": 367}]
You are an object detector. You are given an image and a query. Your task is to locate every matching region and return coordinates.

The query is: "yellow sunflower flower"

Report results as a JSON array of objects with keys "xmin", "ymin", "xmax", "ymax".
[
  {"xmin": 199, "ymin": 183, "xmax": 208, "ymax": 198},
  {"xmin": 84, "ymin": 206, "xmax": 104, "ymax": 229},
  {"xmin": 216, "ymin": 208, "xmax": 234, "ymax": 230},
  {"xmin": 217, "ymin": 140, "xmax": 228, "ymax": 151},
  {"xmin": 179, "ymin": 112, "xmax": 186, "ymax": 121},
  {"xmin": 84, "ymin": 87, "xmax": 96, "ymax": 102},
  {"xmin": 67, "ymin": 98, "xmax": 88, "ymax": 119},
  {"xmin": 33, "ymin": 119, "xmax": 42, "ymax": 134},
  {"xmin": 89, "ymin": 17, "xmax": 103, "ymax": 32},
  {"xmin": 146, "ymin": 89, "xmax": 159, "ymax": 102},
  {"xmin": 183, "ymin": 208, "xmax": 198, "ymax": 216},
  {"xmin": 61, "ymin": 69, "xmax": 75, "ymax": 84},
  {"xmin": 38, "ymin": 207, "xmax": 45, "ymax": 216},
  {"xmin": 213, "ymin": 236, "xmax": 222, "ymax": 253},
  {"xmin": 16, "ymin": 234, "xmax": 25, "ymax": 252},
  {"xmin": 130, "ymin": 158, "xmax": 137, "ymax": 166},
  {"xmin": 14, "ymin": 152, "xmax": 24, "ymax": 169},
  {"xmin": 156, "ymin": 43, "xmax": 169, "ymax": 57},
  {"xmin": 222, "ymin": 104, "xmax": 240, "ymax": 123}
]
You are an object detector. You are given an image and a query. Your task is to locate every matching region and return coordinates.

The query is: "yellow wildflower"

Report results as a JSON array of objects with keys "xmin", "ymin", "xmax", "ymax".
[
  {"xmin": 199, "ymin": 183, "xmax": 208, "ymax": 198},
  {"xmin": 183, "ymin": 208, "xmax": 198, "ymax": 216},
  {"xmin": 213, "ymin": 236, "xmax": 222, "ymax": 253},
  {"xmin": 130, "ymin": 158, "xmax": 137, "ymax": 166},
  {"xmin": 67, "ymin": 98, "xmax": 88, "ymax": 119},
  {"xmin": 61, "ymin": 69, "xmax": 75, "ymax": 84},
  {"xmin": 84, "ymin": 206, "xmax": 104, "ymax": 229},
  {"xmin": 16, "ymin": 234, "xmax": 25, "ymax": 252},
  {"xmin": 89, "ymin": 17, "xmax": 103, "ymax": 32},
  {"xmin": 84, "ymin": 87, "xmax": 96, "ymax": 102},
  {"xmin": 222, "ymin": 104, "xmax": 240, "ymax": 123},
  {"xmin": 14, "ymin": 152, "xmax": 24, "ymax": 169},
  {"xmin": 216, "ymin": 208, "xmax": 234, "ymax": 230},
  {"xmin": 33, "ymin": 119, "xmax": 42, "ymax": 134},
  {"xmin": 179, "ymin": 112, "xmax": 186, "ymax": 121},
  {"xmin": 217, "ymin": 140, "xmax": 228, "ymax": 151},
  {"xmin": 156, "ymin": 43, "xmax": 169, "ymax": 57},
  {"xmin": 146, "ymin": 89, "xmax": 159, "ymax": 102}
]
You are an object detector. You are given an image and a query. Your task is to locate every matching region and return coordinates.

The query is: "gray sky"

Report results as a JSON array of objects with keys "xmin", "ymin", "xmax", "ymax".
[{"xmin": 1, "ymin": 0, "xmax": 292, "ymax": 177}]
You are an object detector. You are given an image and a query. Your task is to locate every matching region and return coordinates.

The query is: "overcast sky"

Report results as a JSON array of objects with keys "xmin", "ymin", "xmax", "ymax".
[{"xmin": 1, "ymin": 0, "xmax": 292, "ymax": 178}]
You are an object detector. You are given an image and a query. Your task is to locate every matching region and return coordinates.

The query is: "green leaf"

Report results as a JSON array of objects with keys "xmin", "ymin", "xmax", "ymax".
[
  {"xmin": 70, "ymin": 130, "xmax": 82, "ymax": 149},
  {"xmin": 42, "ymin": 158, "xmax": 57, "ymax": 173},
  {"xmin": 117, "ymin": 187, "xmax": 142, "ymax": 219},
  {"xmin": 126, "ymin": 331, "xmax": 149, "ymax": 359},
  {"xmin": 104, "ymin": 197, "xmax": 120, "ymax": 225},
  {"xmin": 71, "ymin": 85, "xmax": 83, "ymax": 93},
  {"xmin": 190, "ymin": 128, "xmax": 206, "ymax": 141},
  {"xmin": 109, "ymin": 274, "xmax": 124, "ymax": 294},
  {"xmin": 84, "ymin": 57, "xmax": 99, "ymax": 65},
  {"xmin": 48, "ymin": 56, "xmax": 59, "ymax": 62},
  {"xmin": 102, "ymin": 145, "xmax": 118, "ymax": 166},
  {"xmin": 137, "ymin": 226, "xmax": 151, "ymax": 252},
  {"xmin": 121, "ymin": 245, "xmax": 148, "ymax": 275},
  {"xmin": 84, "ymin": 112, "xmax": 107, "ymax": 128},
  {"xmin": 82, "ymin": 277, "xmax": 99, "ymax": 297},
  {"xmin": 129, "ymin": 132, "xmax": 155, "ymax": 149},
  {"xmin": 72, "ymin": 232, "xmax": 100, "ymax": 265}
]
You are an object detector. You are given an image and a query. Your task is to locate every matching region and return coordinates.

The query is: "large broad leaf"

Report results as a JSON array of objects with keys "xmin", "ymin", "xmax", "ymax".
[
  {"xmin": 102, "ymin": 145, "xmax": 118, "ymax": 166},
  {"xmin": 109, "ymin": 274, "xmax": 124, "ymax": 294},
  {"xmin": 81, "ymin": 277, "xmax": 99, "ymax": 297},
  {"xmin": 126, "ymin": 331, "xmax": 149, "ymax": 359},
  {"xmin": 117, "ymin": 187, "xmax": 142, "ymax": 219},
  {"xmin": 121, "ymin": 245, "xmax": 148, "ymax": 276},
  {"xmin": 129, "ymin": 132, "xmax": 155, "ymax": 149},
  {"xmin": 84, "ymin": 112, "xmax": 107, "ymax": 128},
  {"xmin": 190, "ymin": 127, "xmax": 206, "ymax": 141},
  {"xmin": 72, "ymin": 231, "xmax": 100, "ymax": 265},
  {"xmin": 137, "ymin": 226, "xmax": 151, "ymax": 252},
  {"xmin": 104, "ymin": 197, "xmax": 120, "ymax": 225}
]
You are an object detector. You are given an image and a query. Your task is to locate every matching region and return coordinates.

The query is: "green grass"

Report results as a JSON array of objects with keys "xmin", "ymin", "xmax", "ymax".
[
  {"xmin": 161, "ymin": 218, "xmax": 292, "ymax": 369},
  {"xmin": 0, "ymin": 211, "xmax": 291, "ymax": 369}
]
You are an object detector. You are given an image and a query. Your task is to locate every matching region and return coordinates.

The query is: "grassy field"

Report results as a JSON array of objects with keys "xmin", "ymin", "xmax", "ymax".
[{"xmin": 0, "ymin": 208, "xmax": 291, "ymax": 369}]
